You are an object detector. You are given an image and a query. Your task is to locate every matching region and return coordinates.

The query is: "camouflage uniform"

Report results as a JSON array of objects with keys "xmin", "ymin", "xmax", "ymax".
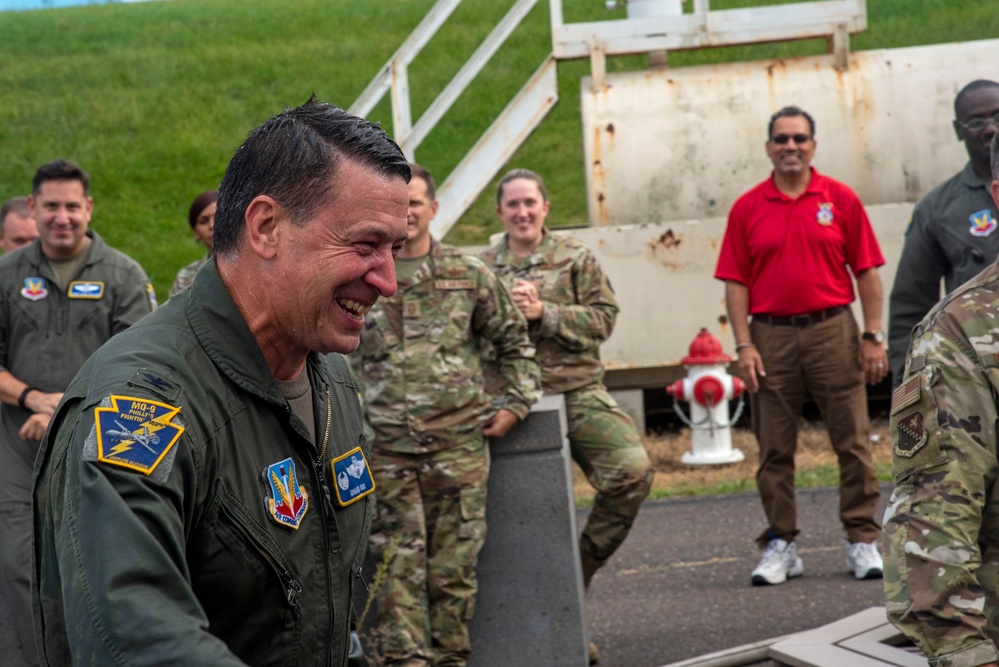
[
  {"xmin": 480, "ymin": 231, "xmax": 654, "ymax": 582},
  {"xmin": 170, "ymin": 254, "xmax": 208, "ymax": 297},
  {"xmin": 352, "ymin": 240, "xmax": 540, "ymax": 667},
  {"xmin": 885, "ymin": 257, "xmax": 999, "ymax": 667}
]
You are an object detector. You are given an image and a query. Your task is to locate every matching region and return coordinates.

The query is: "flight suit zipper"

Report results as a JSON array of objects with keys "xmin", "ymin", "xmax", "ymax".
[
  {"xmin": 218, "ymin": 502, "xmax": 303, "ymax": 606},
  {"xmin": 312, "ymin": 388, "xmax": 337, "ymax": 664}
]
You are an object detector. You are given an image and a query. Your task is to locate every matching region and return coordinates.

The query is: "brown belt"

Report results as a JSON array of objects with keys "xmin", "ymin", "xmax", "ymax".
[{"xmin": 752, "ymin": 305, "xmax": 847, "ymax": 327}]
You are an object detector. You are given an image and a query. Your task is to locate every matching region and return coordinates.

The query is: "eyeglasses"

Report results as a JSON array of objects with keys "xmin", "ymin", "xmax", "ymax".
[
  {"xmin": 956, "ymin": 111, "xmax": 999, "ymax": 132},
  {"xmin": 770, "ymin": 133, "xmax": 811, "ymax": 145}
]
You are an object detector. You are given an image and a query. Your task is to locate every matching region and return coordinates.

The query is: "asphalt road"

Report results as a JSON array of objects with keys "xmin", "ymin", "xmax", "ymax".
[{"xmin": 583, "ymin": 483, "xmax": 893, "ymax": 667}]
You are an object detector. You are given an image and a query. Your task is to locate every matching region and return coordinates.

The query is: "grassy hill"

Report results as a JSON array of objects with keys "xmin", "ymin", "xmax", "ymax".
[{"xmin": 2, "ymin": 0, "xmax": 997, "ymax": 298}]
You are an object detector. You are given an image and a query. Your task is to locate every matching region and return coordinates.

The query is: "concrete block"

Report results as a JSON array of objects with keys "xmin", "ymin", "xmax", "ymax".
[
  {"xmin": 610, "ymin": 387, "xmax": 646, "ymax": 434},
  {"xmin": 467, "ymin": 394, "xmax": 589, "ymax": 667}
]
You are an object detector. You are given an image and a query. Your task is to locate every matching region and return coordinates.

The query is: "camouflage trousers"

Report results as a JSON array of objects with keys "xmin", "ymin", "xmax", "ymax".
[
  {"xmin": 566, "ymin": 384, "xmax": 654, "ymax": 571},
  {"xmin": 368, "ymin": 438, "xmax": 489, "ymax": 667}
]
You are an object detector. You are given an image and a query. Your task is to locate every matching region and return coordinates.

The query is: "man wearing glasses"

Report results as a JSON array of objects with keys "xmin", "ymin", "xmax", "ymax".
[
  {"xmin": 888, "ymin": 80, "xmax": 999, "ymax": 387},
  {"xmin": 715, "ymin": 106, "xmax": 888, "ymax": 587}
]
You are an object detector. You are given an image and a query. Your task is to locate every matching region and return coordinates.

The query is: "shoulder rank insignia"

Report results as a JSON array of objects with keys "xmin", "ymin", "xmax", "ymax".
[
  {"xmin": 95, "ymin": 396, "xmax": 184, "ymax": 475},
  {"xmin": 816, "ymin": 202, "xmax": 834, "ymax": 226},
  {"xmin": 68, "ymin": 281, "xmax": 105, "ymax": 299},
  {"xmin": 264, "ymin": 458, "xmax": 309, "ymax": 529},
  {"xmin": 330, "ymin": 447, "xmax": 375, "ymax": 507},
  {"xmin": 21, "ymin": 277, "xmax": 47, "ymax": 301},
  {"xmin": 969, "ymin": 209, "xmax": 998, "ymax": 238}
]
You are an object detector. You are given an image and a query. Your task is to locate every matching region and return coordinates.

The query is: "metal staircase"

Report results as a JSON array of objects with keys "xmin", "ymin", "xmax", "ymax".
[{"xmin": 350, "ymin": 0, "xmax": 866, "ymax": 239}]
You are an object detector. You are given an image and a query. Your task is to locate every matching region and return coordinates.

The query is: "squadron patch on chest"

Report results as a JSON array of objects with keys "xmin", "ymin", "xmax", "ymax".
[
  {"xmin": 264, "ymin": 458, "xmax": 309, "ymax": 529},
  {"xmin": 95, "ymin": 395, "xmax": 185, "ymax": 475},
  {"xmin": 969, "ymin": 209, "xmax": 998, "ymax": 237},
  {"xmin": 68, "ymin": 281, "xmax": 105, "ymax": 299},
  {"xmin": 21, "ymin": 277, "xmax": 47, "ymax": 301},
  {"xmin": 330, "ymin": 447, "xmax": 375, "ymax": 507}
]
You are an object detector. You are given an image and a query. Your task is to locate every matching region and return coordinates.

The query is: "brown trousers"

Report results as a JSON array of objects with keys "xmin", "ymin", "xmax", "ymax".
[{"xmin": 749, "ymin": 308, "xmax": 881, "ymax": 549}]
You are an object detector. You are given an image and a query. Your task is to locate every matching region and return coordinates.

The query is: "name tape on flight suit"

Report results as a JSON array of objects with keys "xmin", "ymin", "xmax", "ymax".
[{"xmin": 330, "ymin": 447, "xmax": 375, "ymax": 507}]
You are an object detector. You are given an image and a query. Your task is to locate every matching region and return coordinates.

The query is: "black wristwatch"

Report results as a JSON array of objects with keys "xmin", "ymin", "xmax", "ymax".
[{"xmin": 862, "ymin": 329, "xmax": 885, "ymax": 344}]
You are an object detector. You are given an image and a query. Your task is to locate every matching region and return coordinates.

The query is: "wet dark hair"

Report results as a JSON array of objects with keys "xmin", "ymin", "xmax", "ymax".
[
  {"xmin": 496, "ymin": 168, "xmax": 548, "ymax": 207},
  {"xmin": 409, "ymin": 163, "xmax": 436, "ymax": 201},
  {"xmin": 213, "ymin": 96, "xmax": 411, "ymax": 258},
  {"xmin": 32, "ymin": 159, "xmax": 90, "ymax": 196},
  {"xmin": 767, "ymin": 106, "xmax": 815, "ymax": 139},
  {"xmin": 188, "ymin": 190, "xmax": 218, "ymax": 230}
]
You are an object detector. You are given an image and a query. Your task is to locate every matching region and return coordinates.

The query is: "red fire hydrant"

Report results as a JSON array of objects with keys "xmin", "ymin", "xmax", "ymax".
[{"xmin": 666, "ymin": 328, "xmax": 746, "ymax": 465}]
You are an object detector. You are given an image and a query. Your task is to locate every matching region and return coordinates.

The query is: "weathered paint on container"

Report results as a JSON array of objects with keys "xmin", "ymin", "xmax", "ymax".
[
  {"xmin": 580, "ymin": 39, "xmax": 998, "ymax": 227},
  {"xmin": 546, "ymin": 203, "xmax": 912, "ymax": 387}
]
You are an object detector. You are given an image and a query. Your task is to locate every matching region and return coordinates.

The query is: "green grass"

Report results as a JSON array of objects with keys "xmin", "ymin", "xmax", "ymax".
[{"xmin": 2, "ymin": 0, "xmax": 997, "ymax": 296}]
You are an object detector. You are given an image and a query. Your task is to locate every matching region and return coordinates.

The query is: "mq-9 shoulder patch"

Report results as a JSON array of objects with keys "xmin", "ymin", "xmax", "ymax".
[{"xmin": 95, "ymin": 395, "xmax": 185, "ymax": 475}]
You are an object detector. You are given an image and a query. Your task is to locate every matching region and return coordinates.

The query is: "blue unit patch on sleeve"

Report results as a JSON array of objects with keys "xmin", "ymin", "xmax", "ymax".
[
  {"xmin": 264, "ymin": 458, "xmax": 309, "ymax": 529},
  {"xmin": 330, "ymin": 447, "xmax": 375, "ymax": 507},
  {"xmin": 95, "ymin": 395, "xmax": 185, "ymax": 475},
  {"xmin": 68, "ymin": 281, "xmax": 105, "ymax": 299}
]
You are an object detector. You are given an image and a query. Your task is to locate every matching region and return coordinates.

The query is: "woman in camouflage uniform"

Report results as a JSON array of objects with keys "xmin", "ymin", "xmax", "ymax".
[
  {"xmin": 170, "ymin": 189, "xmax": 216, "ymax": 296},
  {"xmin": 480, "ymin": 170, "xmax": 654, "ymax": 664}
]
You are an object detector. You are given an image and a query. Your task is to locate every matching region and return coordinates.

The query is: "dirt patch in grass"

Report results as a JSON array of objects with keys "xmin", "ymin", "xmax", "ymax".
[{"xmin": 572, "ymin": 418, "xmax": 893, "ymax": 503}]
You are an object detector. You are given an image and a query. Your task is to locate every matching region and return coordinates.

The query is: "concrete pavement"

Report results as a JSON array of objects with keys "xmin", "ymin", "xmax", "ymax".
[{"xmin": 583, "ymin": 484, "xmax": 892, "ymax": 667}]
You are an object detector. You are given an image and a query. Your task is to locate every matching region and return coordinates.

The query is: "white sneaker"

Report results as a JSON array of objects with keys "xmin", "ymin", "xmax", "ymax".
[
  {"xmin": 845, "ymin": 540, "xmax": 883, "ymax": 580},
  {"xmin": 751, "ymin": 538, "xmax": 804, "ymax": 586}
]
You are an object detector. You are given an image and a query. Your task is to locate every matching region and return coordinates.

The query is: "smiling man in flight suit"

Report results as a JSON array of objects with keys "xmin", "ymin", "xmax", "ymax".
[
  {"xmin": 0, "ymin": 159, "xmax": 155, "ymax": 667},
  {"xmin": 32, "ymin": 100, "xmax": 410, "ymax": 666}
]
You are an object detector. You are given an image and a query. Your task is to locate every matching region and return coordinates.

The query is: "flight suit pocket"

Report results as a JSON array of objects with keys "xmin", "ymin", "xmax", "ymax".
[
  {"xmin": 198, "ymin": 486, "xmax": 304, "ymax": 665},
  {"xmin": 218, "ymin": 485, "xmax": 304, "ymax": 608}
]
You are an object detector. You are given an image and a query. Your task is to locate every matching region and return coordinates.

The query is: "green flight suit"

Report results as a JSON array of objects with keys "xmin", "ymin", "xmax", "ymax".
[
  {"xmin": 888, "ymin": 162, "xmax": 999, "ymax": 384},
  {"xmin": 0, "ymin": 230, "xmax": 154, "ymax": 666},
  {"xmin": 33, "ymin": 260, "xmax": 371, "ymax": 667}
]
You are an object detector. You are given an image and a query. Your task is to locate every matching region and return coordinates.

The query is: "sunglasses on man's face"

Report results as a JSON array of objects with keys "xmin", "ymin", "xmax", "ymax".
[{"xmin": 770, "ymin": 133, "xmax": 812, "ymax": 145}]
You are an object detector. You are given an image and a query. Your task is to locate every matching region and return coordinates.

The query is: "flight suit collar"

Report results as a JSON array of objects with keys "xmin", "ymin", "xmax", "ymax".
[
  {"xmin": 21, "ymin": 229, "xmax": 104, "ymax": 282},
  {"xmin": 957, "ymin": 161, "xmax": 990, "ymax": 191},
  {"xmin": 185, "ymin": 259, "xmax": 327, "ymax": 408}
]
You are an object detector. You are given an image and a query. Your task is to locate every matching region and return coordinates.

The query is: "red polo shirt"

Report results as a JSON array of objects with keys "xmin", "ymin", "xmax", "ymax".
[{"xmin": 714, "ymin": 168, "xmax": 884, "ymax": 316}]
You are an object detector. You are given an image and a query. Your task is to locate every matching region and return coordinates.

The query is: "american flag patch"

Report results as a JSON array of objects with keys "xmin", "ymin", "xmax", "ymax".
[{"xmin": 891, "ymin": 376, "xmax": 920, "ymax": 415}]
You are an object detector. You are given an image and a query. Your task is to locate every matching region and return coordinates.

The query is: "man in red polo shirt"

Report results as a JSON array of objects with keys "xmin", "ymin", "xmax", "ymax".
[{"xmin": 715, "ymin": 106, "xmax": 888, "ymax": 586}]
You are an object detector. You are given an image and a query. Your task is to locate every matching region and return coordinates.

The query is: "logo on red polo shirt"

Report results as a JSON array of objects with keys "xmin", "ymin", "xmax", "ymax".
[
  {"xmin": 816, "ymin": 202, "xmax": 834, "ymax": 226},
  {"xmin": 969, "ymin": 209, "xmax": 997, "ymax": 237}
]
